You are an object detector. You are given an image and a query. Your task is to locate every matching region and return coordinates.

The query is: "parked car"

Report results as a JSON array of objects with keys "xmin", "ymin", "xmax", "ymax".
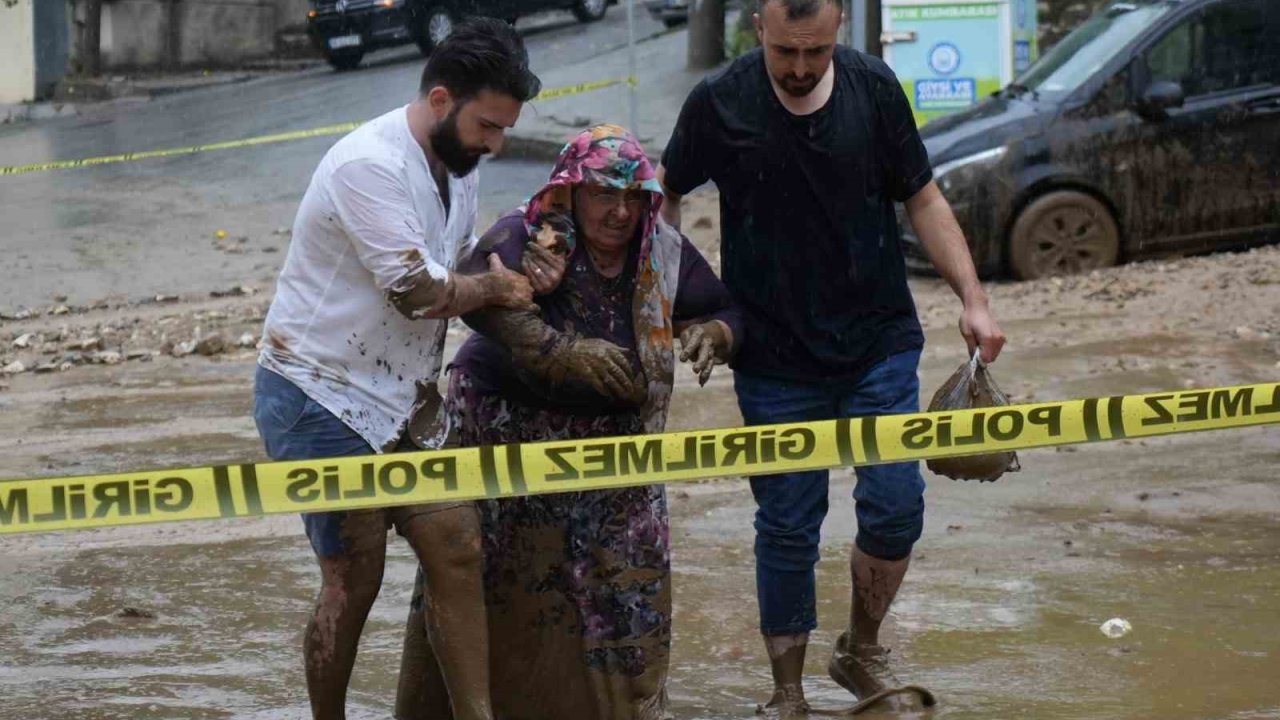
[
  {"xmin": 307, "ymin": 0, "xmax": 612, "ymax": 70},
  {"xmin": 644, "ymin": 0, "xmax": 688, "ymax": 28},
  {"xmin": 901, "ymin": 0, "xmax": 1280, "ymax": 280}
]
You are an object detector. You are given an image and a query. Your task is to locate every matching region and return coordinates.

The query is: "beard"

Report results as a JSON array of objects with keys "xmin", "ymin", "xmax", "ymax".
[
  {"xmin": 777, "ymin": 73, "xmax": 820, "ymax": 97},
  {"xmin": 429, "ymin": 108, "xmax": 486, "ymax": 177}
]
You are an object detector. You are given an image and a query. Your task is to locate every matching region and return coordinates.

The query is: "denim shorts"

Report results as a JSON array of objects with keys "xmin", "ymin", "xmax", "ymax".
[{"xmin": 252, "ymin": 365, "xmax": 439, "ymax": 557}]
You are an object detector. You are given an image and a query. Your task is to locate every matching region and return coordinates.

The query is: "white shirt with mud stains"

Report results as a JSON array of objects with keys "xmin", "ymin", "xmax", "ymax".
[{"xmin": 259, "ymin": 105, "xmax": 479, "ymax": 452}]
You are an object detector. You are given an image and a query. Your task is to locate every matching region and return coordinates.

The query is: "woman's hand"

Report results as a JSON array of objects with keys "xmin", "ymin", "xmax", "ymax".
[
  {"xmin": 678, "ymin": 320, "xmax": 733, "ymax": 386},
  {"xmin": 522, "ymin": 242, "xmax": 567, "ymax": 296}
]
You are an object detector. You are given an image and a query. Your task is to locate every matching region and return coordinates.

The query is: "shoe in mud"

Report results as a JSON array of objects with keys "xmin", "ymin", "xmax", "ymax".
[
  {"xmin": 827, "ymin": 632, "xmax": 936, "ymax": 712},
  {"xmin": 756, "ymin": 685, "xmax": 810, "ymax": 720}
]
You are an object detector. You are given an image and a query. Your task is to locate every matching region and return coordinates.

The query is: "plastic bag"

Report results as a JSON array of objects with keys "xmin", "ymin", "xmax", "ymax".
[{"xmin": 925, "ymin": 350, "xmax": 1021, "ymax": 482}]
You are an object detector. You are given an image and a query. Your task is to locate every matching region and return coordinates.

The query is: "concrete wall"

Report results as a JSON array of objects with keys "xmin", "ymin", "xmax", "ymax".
[
  {"xmin": 275, "ymin": 0, "xmax": 311, "ymax": 33},
  {"xmin": 98, "ymin": 0, "xmax": 279, "ymax": 70},
  {"xmin": 0, "ymin": 0, "xmax": 38, "ymax": 104}
]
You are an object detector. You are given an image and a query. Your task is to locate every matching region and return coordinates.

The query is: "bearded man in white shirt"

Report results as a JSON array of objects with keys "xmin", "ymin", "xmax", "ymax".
[{"xmin": 253, "ymin": 19, "xmax": 643, "ymax": 720}]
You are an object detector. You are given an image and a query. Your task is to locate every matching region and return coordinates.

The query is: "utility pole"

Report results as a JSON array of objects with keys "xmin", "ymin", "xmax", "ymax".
[
  {"xmin": 687, "ymin": 0, "xmax": 725, "ymax": 70},
  {"xmin": 864, "ymin": 0, "xmax": 882, "ymax": 58},
  {"xmin": 82, "ymin": 0, "xmax": 102, "ymax": 76}
]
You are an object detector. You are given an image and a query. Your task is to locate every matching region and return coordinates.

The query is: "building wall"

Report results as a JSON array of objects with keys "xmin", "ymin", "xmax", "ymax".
[
  {"xmin": 99, "ymin": 0, "xmax": 279, "ymax": 70},
  {"xmin": 275, "ymin": 0, "xmax": 311, "ymax": 33},
  {"xmin": 0, "ymin": 0, "xmax": 37, "ymax": 104}
]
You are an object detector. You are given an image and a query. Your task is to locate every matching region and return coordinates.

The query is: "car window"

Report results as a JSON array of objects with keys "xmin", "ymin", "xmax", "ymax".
[{"xmin": 1145, "ymin": 0, "xmax": 1280, "ymax": 97}]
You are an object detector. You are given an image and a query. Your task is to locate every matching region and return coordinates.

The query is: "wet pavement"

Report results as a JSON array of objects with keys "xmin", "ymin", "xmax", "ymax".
[{"xmin": 0, "ymin": 9, "xmax": 667, "ymax": 309}]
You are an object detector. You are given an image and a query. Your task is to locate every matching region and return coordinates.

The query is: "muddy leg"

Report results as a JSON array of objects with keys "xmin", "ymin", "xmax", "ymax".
[
  {"xmin": 395, "ymin": 566, "xmax": 454, "ymax": 720},
  {"xmin": 401, "ymin": 505, "xmax": 493, "ymax": 720},
  {"xmin": 305, "ymin": 543, "xmax": 387, "ymax": 720},
  {"xmin": 849, "ymin": 546, "xmax": 909, "ymax": 647},
  {"xmin": 762, "ymin": 633, "xmax": 810, "ymax": 715}
]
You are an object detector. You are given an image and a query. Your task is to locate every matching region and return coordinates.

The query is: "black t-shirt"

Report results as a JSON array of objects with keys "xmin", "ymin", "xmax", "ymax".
[{"xmin": 661, "ymin": 47, "xmax": 933, "ymax": 382}]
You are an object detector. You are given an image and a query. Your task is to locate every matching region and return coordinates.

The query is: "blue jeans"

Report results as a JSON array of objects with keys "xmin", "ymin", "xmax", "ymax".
[
  {"xmin": 734, "ymin": 350, "xmax": 926, "ymax": 636},
  {"xmin": 253, "ymin": 366, "xmax": 424, "ymax": 557}
]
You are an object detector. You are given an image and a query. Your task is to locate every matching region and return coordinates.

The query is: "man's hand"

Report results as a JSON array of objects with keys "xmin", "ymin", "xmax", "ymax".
[
  {"xmin": 521, "ymin": 242, "xmax": 567, "ymax": 296},
  {"xmin": 678, "ymin": 320, "xmax": 733, "ymax": 386},
  {"xmin": 959, "ymin": 295, "xmax": 1005, "ymax": 364},
  {"xmin": 479, "ymin": 253, "xmax": 537, "ymax": 312}
]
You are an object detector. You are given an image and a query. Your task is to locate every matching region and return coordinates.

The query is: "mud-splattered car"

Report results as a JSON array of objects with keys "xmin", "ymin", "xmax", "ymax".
[{"xmin": 902, "ymin": 0, "xmax": 1280, "ymax": 280}]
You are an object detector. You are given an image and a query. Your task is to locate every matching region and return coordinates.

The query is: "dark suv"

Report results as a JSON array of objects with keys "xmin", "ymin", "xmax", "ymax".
[
  {"xmin": 902, "ymin": 0, "xmax": 1280, "ymax": 279},
  {"xmin": 307, "ymin": 0, "xmax": 610, "ymax": 70}
]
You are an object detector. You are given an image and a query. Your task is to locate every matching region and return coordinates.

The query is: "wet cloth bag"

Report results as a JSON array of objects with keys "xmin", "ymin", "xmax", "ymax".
[{"xmin": 925, "ymin": 350, "xmax": 1020, "ymax": 482}]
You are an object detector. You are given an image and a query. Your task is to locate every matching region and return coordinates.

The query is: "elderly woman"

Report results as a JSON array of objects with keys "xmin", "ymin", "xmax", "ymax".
[{"xmin": 395, "ymin": 125, "xmax": 740, "ymax": 720}]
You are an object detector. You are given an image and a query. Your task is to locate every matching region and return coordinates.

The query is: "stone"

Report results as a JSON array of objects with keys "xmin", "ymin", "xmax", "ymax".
[
  {"xmin": 71, "ymin": 337, "xmax": 102, "ymax": 351},
  {"xmin": 2, "ymin": 360, "xmax": 25, "ymax": 374},
  {"xmin": 194, "ymin": 333, "xmax": 226, "ymax": 356},
  {"xmin": 171, "ymin": 341, "xmax": 197, "ymax": 358},
  {"xmin": 12, "ymin": 333, "xmax": 33, "ymax": 349},
  {"xmin": 92, "ymin": 351, "xmax": 123, "ymax": 365},
  {"xmin": 126, "ymin": 349, "xmax": 156, "ymax": 360},
  {"xmin": 34, "ymin": 362, "xmax": 61, "ymax": 374},
  {"xmin": 237, "ymin": 332, "xmax": 258, "ymax": 348},
  {"xmin": 50, "ymin": 305, "xmax": 70, "ymax": 316}
]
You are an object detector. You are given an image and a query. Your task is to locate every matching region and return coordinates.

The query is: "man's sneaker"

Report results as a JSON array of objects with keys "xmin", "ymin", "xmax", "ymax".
[{"xmin": 827, "ymin": 631, "xmax": 937, "ymax": 712}]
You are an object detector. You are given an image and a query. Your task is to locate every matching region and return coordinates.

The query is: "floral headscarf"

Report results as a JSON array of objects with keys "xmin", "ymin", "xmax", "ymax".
[
  {"xmin": 523, "ymin": 125, "xmax": 680, "ymax": 433},
  {"xmin": 524, "ymin": 123, "xmax": 666, "ymax": 257}
]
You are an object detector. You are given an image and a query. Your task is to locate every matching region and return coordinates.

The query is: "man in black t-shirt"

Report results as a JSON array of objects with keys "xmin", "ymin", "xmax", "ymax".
[{"xmin": 659, "ymin": 0, "xmax": 1005, "ymax": 712}]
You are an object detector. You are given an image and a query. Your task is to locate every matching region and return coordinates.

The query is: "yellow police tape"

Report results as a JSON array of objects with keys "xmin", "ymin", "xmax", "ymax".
[
  {"xmin": 2, "ymin": 382, "xmax": 1278, "ymax": 535},
  {"xmin": 0, "ymin": 77, "xmax": 636, "ymax": 176}
]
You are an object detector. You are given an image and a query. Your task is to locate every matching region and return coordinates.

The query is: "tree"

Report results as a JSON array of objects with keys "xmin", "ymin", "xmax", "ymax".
[{"xmin": 688, "ymin": 0, "xmax": 725, "ymax": 69}]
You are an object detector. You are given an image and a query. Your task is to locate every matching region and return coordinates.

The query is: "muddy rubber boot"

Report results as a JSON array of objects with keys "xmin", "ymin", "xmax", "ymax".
[{"xmin": 827, "ymin": 631, "xmax": 937, "ymax": 713}]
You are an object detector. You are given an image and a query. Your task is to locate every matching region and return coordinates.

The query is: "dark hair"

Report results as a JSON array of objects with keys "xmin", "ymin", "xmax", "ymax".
[
  {"xmin": 419, "ymin": 18, "xmax": 542, "ymax": 102},
  {"xmin": 758, "ymin": 0, "xmax": 842, "ymax": 21}
]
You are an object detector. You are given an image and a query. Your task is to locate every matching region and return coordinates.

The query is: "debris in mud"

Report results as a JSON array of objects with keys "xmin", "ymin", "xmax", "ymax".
[
  {"xmin": 1137, "ymin": 492, "xmax": 1151, "ymax": 502},
  {"xmin": 272, "ymin": 227, "xmax": 291, "ymax": 236},
  {"xmin": 68, "ymin": 337, "xmax": 101, "ymax": 351},
  {"xmin": 237, "ymin": 332, "xmax": 258, "ymax": 348},
  {"xmin": 126, "ymin": 349, "xmax": 157, "ymax": 361},
  {"xmin": 692, "ymin": 216, "xmax": 713, "ymax": 229},
  {"xmin": 169, "ymin": 340, "xmax": 197, "ymax": 358},
  {"xmin": 116, "ymin": 607, "xmax": 157, "ymax": 620},
  {"xmin": 947, "ymin": 524, "xmax": 963, "ymax": 532},
  {"xmin": 0, "ymin": 308, "xmax": 34, "ymax": 321},
  {"xmin": 49, "ymin": 305, "xmax": 70, "ymax": 316},
  {"xmin": 11, "ymin": 333, "xmax": 33, "ymax": 349},
  {"xmin": 1100, "ymin": 618, "xmax": 1132, "ymax": 639},
  {"xmin": 91, "ymin": 351, "xmax": 123, "ymax": 365},
  {"xmin": 2, "ymin": 360, "xmax": 26, "ymax": 374},
  {"xmin": 195, "ymin": 333, "xmax": 227, "ymax": 356},
  {"xmin": 34, "ymin": 361, "xmax": 67, "ymax": 374}
]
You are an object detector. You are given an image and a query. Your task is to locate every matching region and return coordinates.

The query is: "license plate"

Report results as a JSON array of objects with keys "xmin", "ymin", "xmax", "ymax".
[{"xmin": 328, "ymin": 34, "xmax": 361, "ymax": 49}]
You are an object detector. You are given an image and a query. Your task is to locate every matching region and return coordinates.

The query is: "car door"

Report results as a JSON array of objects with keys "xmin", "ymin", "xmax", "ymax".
[{"xmin": 1128, "ymin": 0, "xmax": 1280, "ymax": 250}]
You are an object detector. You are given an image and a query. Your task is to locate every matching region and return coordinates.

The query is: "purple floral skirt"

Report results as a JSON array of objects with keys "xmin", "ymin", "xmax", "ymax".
[{"xmin": 446, "ymin": 368, "xmax": 671, "ymax": 720}]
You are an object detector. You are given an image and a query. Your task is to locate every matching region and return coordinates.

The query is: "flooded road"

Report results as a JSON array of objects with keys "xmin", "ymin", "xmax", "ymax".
[{"xmin": 3, "ymin": 244, "xmax": 1279, "ymax": 720}]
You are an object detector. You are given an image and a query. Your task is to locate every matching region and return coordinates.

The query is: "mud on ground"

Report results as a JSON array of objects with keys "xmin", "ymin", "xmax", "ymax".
[{"xmin": 2, "ymin": 190, "xmax": 1279, "ymax": 719}]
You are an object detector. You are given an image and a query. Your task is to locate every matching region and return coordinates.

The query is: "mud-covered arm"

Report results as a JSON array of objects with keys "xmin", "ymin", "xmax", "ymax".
[
  {"xmin": 462, "ymin": 216, "xmax": 648, "ymax": 407},
  {"xmin": 328, "ymin": 158, "xmax": 533, "ymax": 320},
  {"xmin": 671, "ymin": 234, "xmax": 740, "ymax": 384}
]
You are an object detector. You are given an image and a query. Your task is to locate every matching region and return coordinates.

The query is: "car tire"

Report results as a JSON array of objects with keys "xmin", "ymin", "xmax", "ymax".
[
  {"xmin": 416, "ymin": 6, "xmax": 455, "ymax": 56},
  {"xmin": 1008, "ymin": 190, "xmax": 1120, "ymax": 280},
  {"xmin": 662, "ymin": 17, "xmax": 686, "ymax": 28},
  {"xmin": 572, "ymin": 0, "xmax": 608, "ymax": 23},
  {"xmin": 325, "ymin": 50, "xmax": 364, "ymax": 71}
]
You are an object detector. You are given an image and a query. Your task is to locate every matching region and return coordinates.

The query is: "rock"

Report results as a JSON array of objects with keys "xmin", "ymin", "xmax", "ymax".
[
  {"xmin": 126, "ymin": 349, "xmax": 156, "ymax": 360},
  {"xmin": 116, "ymin": 607, "xmax": 156, "ymax": 620},
  {"xmin": 70, "ymin": 337, "xmax": 102, "ymax": 351},
  {"xmin": 154, "ymin": 294, "xmax": 180, "ymax": 304},
  {"xmin": 1235, "ymin": 326, "xmax": 1257, "ymax": 340},
  {"xmin": 208, "ymin": 283, "xmax": 256, "ymax": 297},
  {"xmin": 171, "ymin": 341, "xmax": 197, "ymax": 358},
  {"xmin": 92, "ymin": 351, "xmax": 123, "ymax": 365},
  {"xmin": 237, "ymin": 332, "xmax": 258, "ymax": 348},
  {"xmin": 2, "ymin": 360, "xmax": 25, "ymax": 374},
  {"xmin": 12, "ymin": 333, "xmax": 33, "ymax": 349},
  {"xmin": 34, "ymin": 362, "xmax": 62, "ymax": 374},
  {"xmin": 50, "ymin": 305, "xmax": 70, "ymax": 316},
  {"xmin": 194, "ymin": 333, "xmax": 226, "ymax": 356}
]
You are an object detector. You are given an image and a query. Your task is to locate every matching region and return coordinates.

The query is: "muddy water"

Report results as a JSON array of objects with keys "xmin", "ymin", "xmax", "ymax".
[{"xmin": 2, "ymin": 324, "xmax": 1279, "ymax": 719}]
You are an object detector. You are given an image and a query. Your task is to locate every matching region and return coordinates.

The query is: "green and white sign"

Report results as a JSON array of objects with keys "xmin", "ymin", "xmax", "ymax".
[{"xmin": 882, "ymin": 0, "xmax": 1037, "ymax": 125}]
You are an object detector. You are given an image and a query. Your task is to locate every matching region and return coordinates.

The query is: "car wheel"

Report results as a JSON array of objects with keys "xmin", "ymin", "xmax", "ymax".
[
  {"xmin": 572, "ymin": 0, "xmax": 607, "ymax": 23},
  {"xmin": 325, "ymin": 50, "xmax": 364, "ymax": 71},
  {"xmin": 1008, "ymin": 190, "xmax": 1120, "ymax": 280},
  {"xmin": 416, "ymin": 6, "xmax": 455, "ymax": 55}
]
